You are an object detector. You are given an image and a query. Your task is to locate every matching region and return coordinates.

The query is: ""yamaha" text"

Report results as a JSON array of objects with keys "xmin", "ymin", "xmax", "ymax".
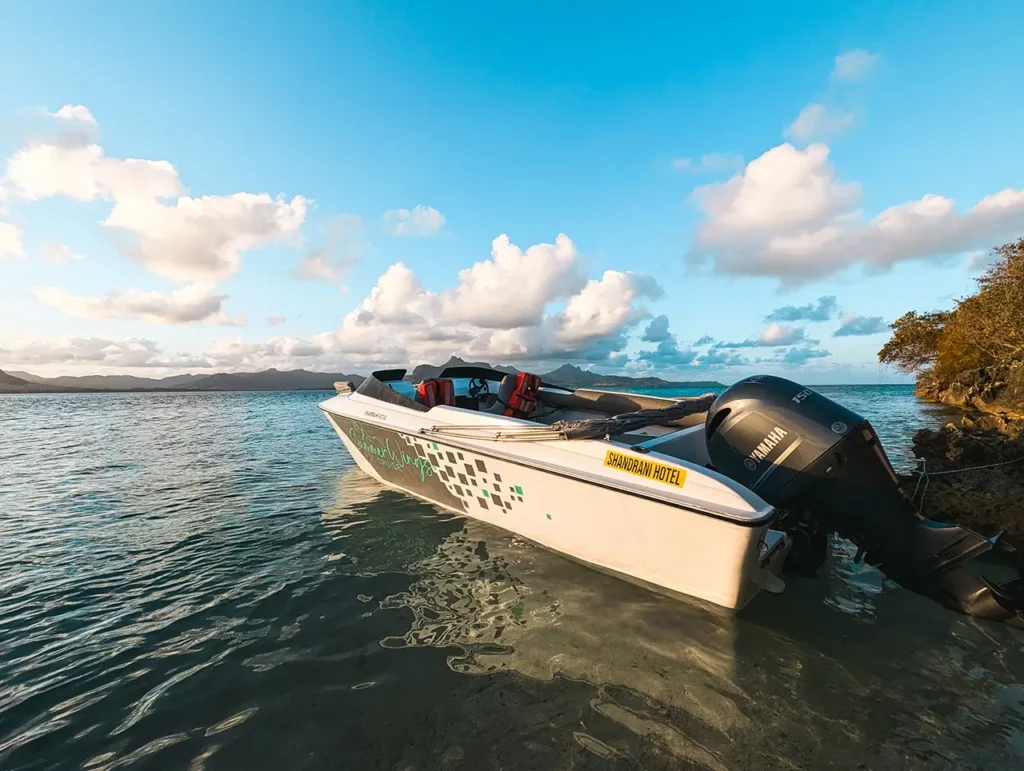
[{"xmin": 748, "ymin": 426, "xmax": 788, "ymax": 462}]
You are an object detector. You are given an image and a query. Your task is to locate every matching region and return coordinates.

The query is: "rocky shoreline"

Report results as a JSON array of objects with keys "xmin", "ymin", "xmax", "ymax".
[{"xmin": 898, "ymin": 369, "xmax": 1024, "ymax": 549}]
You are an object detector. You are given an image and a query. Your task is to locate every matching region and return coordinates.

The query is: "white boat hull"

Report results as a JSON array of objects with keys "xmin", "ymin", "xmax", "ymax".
[{"xmin": 321, "ymin": 393, "xmax": 787, "ymax": 611}]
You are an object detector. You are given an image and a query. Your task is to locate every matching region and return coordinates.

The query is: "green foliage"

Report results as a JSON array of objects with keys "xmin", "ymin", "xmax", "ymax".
[
  {"xmin": 878, "ymin": 311, "xmax": 951, "ymax": 374},
  {"xmin": 878, "ymin": 238, "xmax": 1024, "ymax": 381}
]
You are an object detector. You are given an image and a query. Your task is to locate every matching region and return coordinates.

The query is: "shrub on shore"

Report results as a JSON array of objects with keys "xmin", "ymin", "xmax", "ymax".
[{"xmin": 879, "ymin": 238, "xmax": 1024, "ymax": 389}]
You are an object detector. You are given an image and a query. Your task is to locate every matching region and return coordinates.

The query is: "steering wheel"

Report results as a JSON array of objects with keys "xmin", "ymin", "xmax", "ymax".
[{"xmin": 467, "ymin": 377, "xmax": 490, "ymax": 402}]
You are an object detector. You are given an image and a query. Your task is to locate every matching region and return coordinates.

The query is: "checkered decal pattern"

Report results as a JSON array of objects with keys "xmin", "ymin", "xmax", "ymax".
[{"xmin": 405, "ymin": 435, "xmax": 526, "ymax": 514}]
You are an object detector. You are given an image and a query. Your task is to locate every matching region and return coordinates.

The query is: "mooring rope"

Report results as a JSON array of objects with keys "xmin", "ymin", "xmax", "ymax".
[{"xmin": 909, "ymin": 455, "xmax": 1024, "ymax": 513}]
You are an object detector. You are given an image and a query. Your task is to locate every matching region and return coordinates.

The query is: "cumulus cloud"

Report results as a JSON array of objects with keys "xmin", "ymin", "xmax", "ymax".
[
  {"xmin": 319, "ymin": 235, "xmax": 663, "ymax": 369},
  {"xmin": 642, "ymin": 314, "xmax": 672, "ymax": 342},
  {"xmin": 382, "ymin": 205, "xmax": 445, "ymax": 237},
  {"xmin": 0, "ymin": 336, "xmax": 209, "ymax": 369},
  {"xmin": 766, "ymin": 295, "xmax": 839, "ymax": 322},
  {"xmin": 719, "ymin": 322, "xmax": 813, "ymax": 348},
  {"xmin": 785, "ymin": 104, "xmax": 854, "ymax": 141},
  {"xmin": 832, "ymin": 49, "xmax": 880, "ymax": 81},
  {"xmin": 672, "ymin": 153, "xmax": 744, "ymax": 173},
  {"xmin": 295, "ymin": 214, "xmax": 363, "ymax": 282},
  {"xmin": 267, "ymin": 315, "xmax": 287, "ymax": 326},
  {"xmin": 700, "ymin": 347, "xmax": 750, "ymax": 369},
  {"xmin": 834, "ymin": 312, "xmax": 889, "ymax": 337},
  {"xmin": 637, "ymin": 316, "xmax": 697, "ymax": 366},
  {"xmin": 40, "ymin": 241, "xmax": 84, "ymax": 263},
  {"xmin": 5, "ymin": 141, "xmax": 181, "ymax": 202},
  {"xmin": 52, "ymin": 105, "xmax": 98, "ymax": 125},
  {"xmin": 104, "ymin": 193, "xmax": 308, "ymax": 283},
  {"xmin": 1, "ymin": 104, "xmax": 309, "ymax": 284},
  {"xmin": 637, "ymin": 338, "xmax": 698, "ymax": 366},
  {"xmin": 440, "ymin": 233, "xmax": 586, "ymax": 328},
  {"xmin": 557, "ymin": 270, "xmax": 663, "ymax": 345},
  {"xmin": 768, "ymin": 345, "xmax": 832, "ymax": 365},
  {"xmin": 0, "ymin": 221, "xmax": 25, "ymax": 260},
  {"xmin": 689, "ymin": 142, "xmax": 1024, "ymax": 283},
  {"xmin": 202, "ymin": 336, "xmax": 327, "ymax": 369},
  {"xmin": 636, "ymin": 318, "xmax": 748, "ymax": 372},
  {"xmin": 33, "ymin": 285, "xmax": 245, "ymax": 325}
]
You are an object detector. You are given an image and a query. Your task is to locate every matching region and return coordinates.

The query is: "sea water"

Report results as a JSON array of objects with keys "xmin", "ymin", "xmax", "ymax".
[{"xmin": 1, "ymin": 387, "xmax": 1022, "ymax": 770}]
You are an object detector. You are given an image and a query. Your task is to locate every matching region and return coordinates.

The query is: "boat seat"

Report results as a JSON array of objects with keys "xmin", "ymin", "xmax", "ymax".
[
  {"xmin": 484, "ymin": 372, "xmax": 541, "ymax": 418},
  {"xmin": 484, "ymin": 375, "xmax": 518, "ymax": 414},
  {"xmin": 414, "ymin": 378, "xmax": 456, "ymax": 407}
]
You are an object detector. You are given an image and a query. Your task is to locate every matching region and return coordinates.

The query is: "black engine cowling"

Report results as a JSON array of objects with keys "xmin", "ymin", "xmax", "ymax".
[{"xmin": 705, "ymin": 375, "xmax": 1023, "ymax": 623}]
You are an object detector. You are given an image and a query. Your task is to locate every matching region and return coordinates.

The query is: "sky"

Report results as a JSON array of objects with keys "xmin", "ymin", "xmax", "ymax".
[{"xmin": 1, "ymin": 1, "xmax": 1023, "ymax": 384}]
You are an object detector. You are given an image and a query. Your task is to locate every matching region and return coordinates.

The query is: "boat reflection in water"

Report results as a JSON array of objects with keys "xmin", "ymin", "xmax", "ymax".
[{"xmin": 322, "ymin": 466, "xmax": 1024, "ymax": 770}]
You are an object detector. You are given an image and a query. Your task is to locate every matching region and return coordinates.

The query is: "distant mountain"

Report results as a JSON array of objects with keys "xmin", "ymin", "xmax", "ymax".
[
  {"xmin": 539, "ymin": 363, "xmax": 722, "ymax": 389},
  {"xmin": 9, "ymin": 371, "xmax": 207, "ymax": 390},
  {"xmin": 0, "ymin": 370, "xmax": 95, "ymax": 393},
  {"xmin": 3, "ymin": 361, "xmax": 720, "ymax": 396},
  {"xmin": 179, "ymin": 368, "xmax": 365, "ymax": 391},
  {"xmin": 407, "ymin": 356, "xmax": 518, "ymax": 383},
  {"xmin": 404, "ymin": 357, "xmax": 721, "ymax": 389}
]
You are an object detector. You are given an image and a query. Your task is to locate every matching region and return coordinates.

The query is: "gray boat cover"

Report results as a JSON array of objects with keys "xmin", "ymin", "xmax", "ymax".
[{"xmin": 549, "ymin": 392, "xmax": 716, "ymax": 440}]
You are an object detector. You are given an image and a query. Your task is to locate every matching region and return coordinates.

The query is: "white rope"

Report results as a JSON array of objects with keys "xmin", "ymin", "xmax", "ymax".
[
  {"xmin": 909, "ymin": 454, "xmax": 1024, "ymax": 513},
  {"xmin": 911, "ymin": 455, "xmax": 1024, "ymax": 477},
  {"xmin": 421, "ymin": 425, "xmax": 568, "ymax": 442}
]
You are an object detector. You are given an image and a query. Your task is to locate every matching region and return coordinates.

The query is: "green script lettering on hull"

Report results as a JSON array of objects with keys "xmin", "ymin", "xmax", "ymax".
[
  {"xmin": 326, "ymin": 414, "xmax": 467, "ymax": 512},
  {"xmin": 347, "ymin": 423, "xmax": 435, "ymax": 482}
]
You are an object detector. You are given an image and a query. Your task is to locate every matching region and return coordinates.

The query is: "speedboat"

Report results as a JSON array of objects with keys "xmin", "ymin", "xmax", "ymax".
[{"xmin": 320, "ymin": 365, "xmax": 1024, "ymax": 623}]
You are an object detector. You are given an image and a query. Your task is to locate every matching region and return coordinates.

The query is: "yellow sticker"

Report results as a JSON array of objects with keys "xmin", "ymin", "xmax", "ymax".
[{"xmin": 603, "ymin": 450, "xmax": 686, "ymax": 488}]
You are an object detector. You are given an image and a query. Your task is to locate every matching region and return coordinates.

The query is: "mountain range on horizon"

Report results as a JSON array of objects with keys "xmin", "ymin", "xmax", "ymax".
[{"xmin": 0, "ymin": 356, "xmax": 724, "ymax": 394}]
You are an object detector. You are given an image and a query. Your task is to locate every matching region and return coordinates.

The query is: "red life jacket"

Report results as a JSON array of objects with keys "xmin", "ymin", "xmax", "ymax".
[
  {"xmin": 415, "ymin": 378, "xmax": 455, "ymax": 407},
  {"xmin": 504, "ymin": 372, "xmax": 541, "ymax": 418}
]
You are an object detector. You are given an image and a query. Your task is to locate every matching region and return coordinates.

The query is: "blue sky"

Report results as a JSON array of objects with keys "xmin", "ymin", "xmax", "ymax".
[{"xmin": 1, "ymin": 1, "xmax": 1022, "ymax": 383}]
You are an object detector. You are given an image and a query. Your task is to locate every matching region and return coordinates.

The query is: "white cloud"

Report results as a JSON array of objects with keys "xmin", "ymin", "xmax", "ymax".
[
  {"xmin": 267, "ymin": 315, "xmax": 287, "ymax": 326},
  {"xmin": 40, "ymin": 241, "xmax": 84, "ymax": 263},
  {"xmin": 768, "ymin": 345, "xmax": 832, "ymax": 365},
  {"xmin": 642, "ymin": 314, "xmax": 671, "ymax": 342},
  {"xmin": 52, "ymin": 104, "xmax": 98, "ymax": 126},
  {"xmin": 316, "ymin": 235, "xmax": 662, "ymax": 369},
  {"xmin": 0, "ymin": 221, "xmax": 25, "ymax": 260},
  {"xmin": 832, "ymin": 49, "xmax": 880, "ymax": 81},
  {"xmin": 672, "ymin": 153, "xmax": 744, "ymax": 173},
  {"xmin": 382, "ymin": 205, "xmax": 445, "ymax": 237},
  {"xmin": 557, "ymin": 270, "xmax": 662, "ymax": 345},
  {"xmin": 202, "ymin": 336, "xmax": 327, "ymax": 368},
  {"xmin": 785, "ymin": 104, "xmax": 854, "ymax": 141},
  {"xmin": 103, "ymin": 193, "xmax": 308, "ymax": 283},
  {"xmin": 5, "ymin": 142, "xmax": 181, "ymax": 202},
  {"xmin": 296, "ymin": 214, "xmax": 363, "ymax": 282},
  {"xmin": 1, "ymin": 104, "xmax": 309, "ymax": 284},
  {"xmin": 0, "ymin": 336, "xmax": 208, "ymax": 369},
  {"xmin": 719, "ymin": 322, "xmax": 813, "ymax": 348},
  {"xmin": 439, "ymin": 233, "xmax": 586, "ymax": 328},
  {"xmin": 33, "ymin": 285, "xmax": 245, "ymax": 325},
  {"xmin": 689, "ymin": 143, "xmax": 1024, "ymax": 283},
  {"xmin": 692, "ymin": 143, "xmax": 859, "ymax": 239},
  {"xmin": 834, "ymin": 313, "xmax": 889, "ymax": 337},
  {"xmin": 766, "ymin": 295, "xmax": 839, "ymax": 322}
]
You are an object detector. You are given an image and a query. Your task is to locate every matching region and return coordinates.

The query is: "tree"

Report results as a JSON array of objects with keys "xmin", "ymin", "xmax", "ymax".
[
  {"xmin": 878, "ymin": 311, "xmax": 951, "ymax": 373},
  {"xmin": 878, "ymin": 238, "xmax": 1024, "ymax": 381}
]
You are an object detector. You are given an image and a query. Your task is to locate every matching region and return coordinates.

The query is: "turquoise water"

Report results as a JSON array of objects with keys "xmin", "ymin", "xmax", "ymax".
[{"xmin": 1, "ymin": 387, "xmax": 1022, "ymax": 770}]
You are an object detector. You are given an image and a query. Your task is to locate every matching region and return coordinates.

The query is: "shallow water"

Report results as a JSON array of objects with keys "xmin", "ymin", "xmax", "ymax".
[{"xmin": 1, "ymin": 387, "xmax": 1022, "ymax": 770}]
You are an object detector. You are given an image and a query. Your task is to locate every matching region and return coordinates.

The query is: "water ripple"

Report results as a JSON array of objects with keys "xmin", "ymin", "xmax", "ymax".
[{"xmin": 0, "ymin": 388, "xmax": 1021, "ymax": 770}]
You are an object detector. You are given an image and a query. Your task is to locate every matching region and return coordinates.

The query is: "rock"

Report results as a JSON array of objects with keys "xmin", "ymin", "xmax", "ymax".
[
  {"xmin": 896, "ymin": 415, "xmax": 1024, "ymax": 547},
  {"xmin": 919, "ymin": 364, "xmax": 1024, "ymax": 419}
]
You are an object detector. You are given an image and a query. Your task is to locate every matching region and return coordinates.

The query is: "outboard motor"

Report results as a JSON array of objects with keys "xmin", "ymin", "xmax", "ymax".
[{"xmin": 705, "ymin": 375, "xmax": 1024, "ymax": 623}]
